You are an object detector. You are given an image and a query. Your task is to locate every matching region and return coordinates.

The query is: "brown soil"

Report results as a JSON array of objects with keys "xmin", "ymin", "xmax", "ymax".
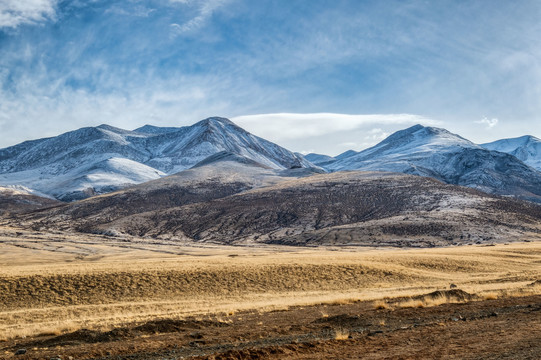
[
  {"xmin": 2, "ymin": 294, "xmax": 540, "ymax": 360},
  {"xmin": 14, "ymin": 171, "xmax": 541, "ymax": 246},
  {"xmin": 411, "ymin": 289, "xmax": 475, "ymax": 302}
]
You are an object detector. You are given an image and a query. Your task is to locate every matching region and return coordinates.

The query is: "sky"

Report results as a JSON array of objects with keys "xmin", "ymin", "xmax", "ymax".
[{"xmin": 1, "ymin": 0, "xmax": 540, "ymax": 156}]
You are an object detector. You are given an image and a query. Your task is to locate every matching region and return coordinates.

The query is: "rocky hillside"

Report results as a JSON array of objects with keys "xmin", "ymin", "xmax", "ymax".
[
  {"xmin": 0, "ymin": 187, "xmax": 60, "ymax": 216},
  {"xmin": 15, "ymin": 153, "xmax": 323, "ymax": 234},
  {"xmin": 15, "ymin": 169, "xmax": 541, "ymax": 247}
]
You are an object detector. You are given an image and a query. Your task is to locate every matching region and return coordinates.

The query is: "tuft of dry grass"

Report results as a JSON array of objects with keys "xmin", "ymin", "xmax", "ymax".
[
  {"xmin": 397, "ymin": 299, "xmax": 425, "ymax": 308},
  {"xmin": 373, "ymin": 300, "xmax": 391, "ymax": 310},
  {"xmin": 333, "ymin": 328, "xmax": 350, "ymax": 340},
  {"xmin": 482, "ymin": 292, "xmax": 499, "ymax": 300},
  {"xmin": 323, "ymin": 298, "xmax": 357, "ymax": 306},
  {"xmin": 423, "ymin": 296, "xmax": 451, "ymax": 307}
]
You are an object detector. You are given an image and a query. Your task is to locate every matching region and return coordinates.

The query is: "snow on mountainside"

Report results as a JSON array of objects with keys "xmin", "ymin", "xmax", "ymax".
[
  {"xmin": 16, "ymin": 152, "xmax": 325, "ymax": 234},
  {"xmin": 481, "ymin": 135, "xmax": 541, "ymax": 171},
  {"xmin": 334, "ymin": 150, "xmax": 358, "ymax": 160},
  {"xmin": 0, "ymin": 117, "xmax": 314, "ymax": 201},
  {"xmin": 133, "ymin": 125, "xmax": 181, "ymax": 135},
  {"xmin": 304, "ymin": 153, "xmax": 337, "ymax": 167},
  {"xmin": 138, "ymin": 117, "xmax": 313, "ymax": 173},
  {"xmin": 0, "ymin": 185, "xmax": 53, "ymax": 198},
  {"xmin": 327, "ymin": 124, "xmax": 541, "ymax": 202}
]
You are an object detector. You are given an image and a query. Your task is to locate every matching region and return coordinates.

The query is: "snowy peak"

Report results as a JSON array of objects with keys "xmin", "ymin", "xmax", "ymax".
[
  {"xmin": 0, "ymin": 117, "xmax": 315, "ymax": 200},
  {"xmin": 374, "ymin": 124, "xmax": 475, "ymax": 152},
  {"xmin": 326, "ymin": 125, "xmax": 541, "ymax": 202},
  {"xmin": 304, "ymin": 153, "xmax": 336, "ymax": 163},
  {"xmin": 0, "ymin": 125, "xmax": 148, "ymax": 174},
  {"xmin": 195, "ymin": 116, "xmax": 237, "ymax": 127},
  {"xmin": 134, "ymin": 118, "xmax": 236, "ymax": 135},
  {"xmin": 133, "ymin": 125, "xmax": 180, "ymax": 134},
  {"xmin": 482, "ymin": 135, "xmax": 541, "ymax": 152},
  {"xmin": 481, "ymin": 135, "xmax": 541, "ymax": 171},
  {"xmin": 328, "ymin": 125, "xmax": 476, "ymax": 170},
  {"xmin": 304, "ymin": 153, "xmax": 337, "ymax": 167}
]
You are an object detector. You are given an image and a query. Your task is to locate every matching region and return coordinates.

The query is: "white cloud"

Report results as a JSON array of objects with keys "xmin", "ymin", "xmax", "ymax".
[
  {"xmin": 365, "ymin": 128, "xmax": 389, "ymax": 142},
  {"xmin": 105, "ymin": 5, "xmax": 156, "ymax": 18},
  {"xmin": 0, "ymin": 55, "xmax": 270, "ymax": 149},
  {"xmin": 476, "ymin": 117, "xmax": 499, "ymax": 129},
  {"xmin": 230, "ymin": 113, "xmax": 442, "ymax": 155},
  {"xmin": 169, "ymin": 0, "xmax": 229, "ymax": 38},
  {"xmin": 0, "ymin": 0, "xmax": 57, "ymax": 28},
  {"xmin": 232, "ymin": 113, "xmax": 440, "ymax": 141}
]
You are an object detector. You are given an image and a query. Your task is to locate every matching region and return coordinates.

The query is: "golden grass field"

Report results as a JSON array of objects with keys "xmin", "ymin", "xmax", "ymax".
[{"xmin": 1, "ymin": 227, "xmax": 540, "ymax": 342}]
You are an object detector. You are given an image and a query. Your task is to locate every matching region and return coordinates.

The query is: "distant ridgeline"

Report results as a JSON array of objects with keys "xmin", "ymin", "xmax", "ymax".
[{"xmin": 0, "ymin": 117, "xmax": 541, "ymax": 203}]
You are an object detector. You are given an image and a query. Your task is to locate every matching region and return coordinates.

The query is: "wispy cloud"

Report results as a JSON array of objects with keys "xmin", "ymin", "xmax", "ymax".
[
  {"xmin": 476, "ymin": 117, "xmax": 499, "ymax": 129},
  {"xmin": 105, "ymin": 4, "xmax": 156, "ymax": 18},
  {"xmin": 0, "ymin": 71, "xmax": 248, "ymax": 147},
  {"xmin": 0, "ymin": 0, "xmax": 57, "ymax": 28},
  {"xmin": 233, "ymin": 113, "xmax": 439, "ymax": 140},
  {"xmin": 169, "ymin": 0, "xmax": 229, "ymax": 38},
  {"xmin": 233, "ymin": 113, "xmax": 440, "ymax": 155},
  {"xmin": 0, "ymin": 0, "xmax": 540, "ymax": 154}
]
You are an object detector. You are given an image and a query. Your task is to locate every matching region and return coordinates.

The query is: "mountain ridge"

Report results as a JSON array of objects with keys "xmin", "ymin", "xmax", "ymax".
[
  {"xmin": 325, "ymin": 124, "xmax": 541, "ymax": 202},
  {"xmin": 0, "ymin": 117, "xmax": 314, "ymax": 200},
  {"xmin": 2, "ymin": 119, "xmax": 541, "ymax": 203},
  {"xmin": 482, "ymin": 135, "xmax": 541, "ymax": 171},
  {"xmin": 14, "ymin": 169, "xmax": 541, "ymax": 247}
]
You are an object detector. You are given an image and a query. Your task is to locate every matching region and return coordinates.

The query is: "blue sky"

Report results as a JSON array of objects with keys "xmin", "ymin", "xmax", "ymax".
[{"xmin": 1, "ymin": 0, "xmax": 540, "ymax": 155}]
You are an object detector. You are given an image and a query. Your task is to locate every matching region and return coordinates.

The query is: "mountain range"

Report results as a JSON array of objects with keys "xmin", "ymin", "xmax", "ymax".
[
  {"xmin": 318, "ymin": 125, "xmax": 541, "ymax": 202},
  {"xmin": 11, "ymin": 162, "xmax": 541, "ymax": 246},
  {"xmin": 2, "ymin": 117, "xmax": 541, "ymax": 247},
  {"xmin": 1, "ymin": 117, "xmax": 541, "ymax": 204},
  {"xmin": 0, "ymin": 117, "xmax": 312, "ymax": 201}
]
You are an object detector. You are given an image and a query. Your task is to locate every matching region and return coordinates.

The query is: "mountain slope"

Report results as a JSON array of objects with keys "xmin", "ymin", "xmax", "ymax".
[
  {"xmin": 304, "ymin": 153, "xmax": 337, "ymax": 167},
  {"xmin": 0, "ymin": 186, "xmax": 61, "ymax": 216},
  {"xmin": 138, "ymin": 117, "xmax": 313, "ymax": 173},
  {"xmin": 327, "ymin": 125, "xmax": 541, "ymax": 202},
  {"xmin": 0, "ymin": 117, "xmax": 314, "ymax": 200},
  {"xmin": 15, "ymin": 171, "xmax": 541, "ymax": 247},
  {"xmin": 482, "ymin": 135, "xmax": 541, "ymax": 171},
  {"xmin": 15, "ymin": 153, "xmax": 324, "ymax": 234}
]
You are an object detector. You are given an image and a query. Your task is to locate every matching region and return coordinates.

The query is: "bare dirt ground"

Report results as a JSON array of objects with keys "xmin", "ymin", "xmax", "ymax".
[
  {"xmin": 1, "ymin": 294, "xmax": 540, "ymax": 359},
  {"xmin": 0, "ymin": 229, "xmax": 540, "ymax": 359}
]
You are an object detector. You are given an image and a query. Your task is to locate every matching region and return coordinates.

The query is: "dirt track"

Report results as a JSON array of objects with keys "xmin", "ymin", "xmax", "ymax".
[{"xmin": 2, "ymin": 294, "xmax": 540, "ymax": 360}]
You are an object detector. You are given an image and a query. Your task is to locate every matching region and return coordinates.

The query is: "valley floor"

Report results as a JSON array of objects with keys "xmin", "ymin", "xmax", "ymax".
[{"xmin": 0, "ymin": 228, "xmax": 540, "ymax": 359}]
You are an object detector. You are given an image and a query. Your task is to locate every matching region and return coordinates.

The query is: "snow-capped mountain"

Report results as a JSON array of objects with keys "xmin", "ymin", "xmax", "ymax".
[
  {"xmin": 326, "ymin": 124, "xmax": 541, "ymax": 202},
  {"xmin": 0, "ymin": 117, "xmax": 313, "ymax": 201},
  {"xmin": 303, "ymin": 153, "xmax": 337, "ymax": 167},
  {"xmin": 137, "ymin": 117, "xmax": 313, "ymax": 173},
  {"xmin": 481, "ymin": 135, "xmax": 541, "ymax": 171},
  {"xmin": 19, "ymin": 151, "xmax": 326, "ymax": 234}
]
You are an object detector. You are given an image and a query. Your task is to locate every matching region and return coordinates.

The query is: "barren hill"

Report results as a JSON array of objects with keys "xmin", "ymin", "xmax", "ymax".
[
  {"xmin": 0, "ymin": 187, "xmax": 60, "ymax": 216},
  {"xmin": 15, "ymin": 167, "xmax": 541, "ymax": 247}
]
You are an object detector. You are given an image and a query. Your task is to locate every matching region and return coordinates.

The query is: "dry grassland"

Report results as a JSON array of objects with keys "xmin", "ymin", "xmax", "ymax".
[{"xmin": 0, "ymin": 229, "xmax": 540, "ymax": 341}]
